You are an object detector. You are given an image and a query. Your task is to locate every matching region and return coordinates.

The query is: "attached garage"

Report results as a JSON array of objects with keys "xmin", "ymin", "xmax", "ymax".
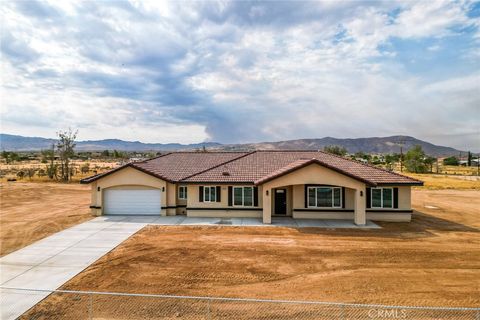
[{"xmin": 103, "ymin": 188, "xmax": 161, "ymax": 215}]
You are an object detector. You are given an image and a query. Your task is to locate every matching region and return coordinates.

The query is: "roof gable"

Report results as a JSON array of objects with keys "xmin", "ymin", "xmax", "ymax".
[{"xmin": 253, "ymin": 158, "xmax": 373, "ymax": 185}]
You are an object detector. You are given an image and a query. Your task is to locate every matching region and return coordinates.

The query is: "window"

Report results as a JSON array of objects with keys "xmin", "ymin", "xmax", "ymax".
[
  {"xmin": 204, "ymin": 186, "xmax": 216, "ymax": 202},
  {"xmin": 307, "ymin": 186, "xmax": 342, "ymax": 208},
  {"xmin": 178, "ymin": 186, "xmax": 187, "ymax": 200},
  {"xmin": 233, "ymin": 187, "xmax": 254, "ymax": 206},
  {"xmin": 371, "ymin": 187, "xmax": 393, "ymax": 208}
]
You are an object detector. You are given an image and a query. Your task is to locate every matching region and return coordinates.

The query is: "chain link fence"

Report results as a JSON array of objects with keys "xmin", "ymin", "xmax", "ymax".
[{"xmin": 1, "ymin": 287, "xmax": 479, "ymax": 320}]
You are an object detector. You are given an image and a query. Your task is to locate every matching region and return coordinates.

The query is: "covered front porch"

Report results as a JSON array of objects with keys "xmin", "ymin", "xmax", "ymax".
[
  {"xmin": 258, "ymin": 161, "xmax": 369, "ymax": 225},
  {"xmin": 262, "ymin": 185, "xmax": 367, "ymax": 225}
]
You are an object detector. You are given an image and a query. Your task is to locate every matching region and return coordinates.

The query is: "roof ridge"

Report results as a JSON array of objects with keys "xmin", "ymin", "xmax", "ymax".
[
  {"xmin": 254, "ymin": 149, "xmax": 322, "ymax": 152},
  {"xmin": 179, "ymin": 151, "xmax": 257, "ymax": 181},
  {"xmin": 139, "ymin": 152, "xmax": 172, "ymax": 163},
  {"xmin": 155, "ymin": 151, "xmax": 249, "ymax": 154}
]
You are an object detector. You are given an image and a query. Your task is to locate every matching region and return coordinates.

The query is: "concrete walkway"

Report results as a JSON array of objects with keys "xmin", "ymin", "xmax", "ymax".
[
  {"xmin": 148, "ymin": 215, "xmax": 380, "ymax": 229},
  {"xmin": 0, "ymin": 216, "xmax": 378, "ymax": 319}
]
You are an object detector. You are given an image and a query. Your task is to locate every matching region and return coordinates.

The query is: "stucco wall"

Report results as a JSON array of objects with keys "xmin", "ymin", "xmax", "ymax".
[
  {"xmin": 187, "ymin": 185, "xmax": 263, "ymax": 208},
  {"xmin": 88, "ymin": 164, "xmax": 412, "ymax": 222},
  {"xmin": 90, "ymin": 166, "xmax": 167, "ymax": 216},
  {"xmin": 185, "ymin": 184, "xmax": 263, "ymax": 217},
  {"xmin": 366, "ymin": 185, "xmax": 411, "ymax": 210},
  {"xmin": 187, "ymin": 210, "xmax": 262, "ymax": 218},
  {"xmin": 291, "ymin": 185, "xmax": 356, "ymax": 210},
  {"xmin": 366, "ymin": 212, "xmax": 411, "ymax": 222},
  {"xmin": 262, "ymin": 163, "xmax": 367, "ymax": 224},
  {"xmin": 293, "ymin": 211, "xmax": 355, "ymax": 220}
]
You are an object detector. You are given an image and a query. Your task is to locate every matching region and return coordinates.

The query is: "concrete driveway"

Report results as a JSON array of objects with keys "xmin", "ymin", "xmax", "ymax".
[{"xmin": 0, "ymin": 216, "xmax": 155, "ymax": 320}]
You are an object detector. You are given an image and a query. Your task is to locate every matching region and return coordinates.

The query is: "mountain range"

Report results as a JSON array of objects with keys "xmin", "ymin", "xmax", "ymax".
[{"xmin": 0, "ymin": 133, "xmax": 464, "ymax": 156}]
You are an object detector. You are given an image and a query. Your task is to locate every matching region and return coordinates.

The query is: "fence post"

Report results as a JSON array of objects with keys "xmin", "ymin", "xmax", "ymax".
[
  {"xmin": 89, "ymin": 293, "xmax": 93, "ymax": 320},
  {"xmin": 207, "ymin": 298, "xmax": 211, "ymax": 320}
]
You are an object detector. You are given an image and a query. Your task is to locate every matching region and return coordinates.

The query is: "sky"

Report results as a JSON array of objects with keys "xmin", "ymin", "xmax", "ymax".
[{"xmin": 1, "ymin": 0, "xmax": 479, "ymax": 150}]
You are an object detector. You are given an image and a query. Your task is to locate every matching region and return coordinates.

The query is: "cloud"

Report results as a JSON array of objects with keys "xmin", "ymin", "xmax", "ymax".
[{"xmin": 1, "ymin": 0, "xmax": 479, "ymax": 151}]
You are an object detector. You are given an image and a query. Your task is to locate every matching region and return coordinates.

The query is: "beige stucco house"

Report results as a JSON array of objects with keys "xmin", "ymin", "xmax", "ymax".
[{"xmin": 81, "ymin": 151, "xmax": 423, "ymax": 225}]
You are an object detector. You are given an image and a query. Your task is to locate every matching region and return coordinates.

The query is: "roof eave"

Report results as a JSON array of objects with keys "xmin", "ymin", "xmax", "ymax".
[
  {"xmin": 376, "ymin": 182, "xmax": 424, "ymax": 186},
  {"xmin": 79, "ymin": 163, "xmax": 176, "ymax": 184}
]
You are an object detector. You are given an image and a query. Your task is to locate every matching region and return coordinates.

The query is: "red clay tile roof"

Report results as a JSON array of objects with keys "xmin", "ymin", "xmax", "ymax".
[
  {"xmin": 181, "ymin": 151, "xmax": 423, "ymax": 186},
  {"xmin": 80, "ymin": 152, "xmax": 250, "ymax": 183},
  {"xmin": 81, "ymin": 150, "xmax": 423, "ymax": 186}
]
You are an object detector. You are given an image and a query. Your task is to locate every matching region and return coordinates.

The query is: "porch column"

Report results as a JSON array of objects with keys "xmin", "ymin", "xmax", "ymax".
[
  {"xmin": 354, "ymin": 187, "xmax": 366, "ymax": 225},
  {"xmin": 262, "ymin": 187, "xmax": 271, "ymax": 224}
]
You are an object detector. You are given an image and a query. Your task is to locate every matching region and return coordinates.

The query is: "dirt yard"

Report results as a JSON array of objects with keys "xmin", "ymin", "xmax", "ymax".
[
  {"xmin": 19, "ymin": 189, "xmax": 479, "ymax": 320},
  {"xmin": 0, "ymin": 182, "xmax": 91, "ymax": 256}
]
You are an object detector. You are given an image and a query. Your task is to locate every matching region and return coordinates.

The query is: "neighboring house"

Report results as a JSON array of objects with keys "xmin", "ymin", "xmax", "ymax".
[{"xmin": 81, "ymin": 151, "xmax": 423, "ymax": 225}]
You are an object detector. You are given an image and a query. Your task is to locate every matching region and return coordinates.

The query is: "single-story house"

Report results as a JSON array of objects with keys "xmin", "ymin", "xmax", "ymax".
[{"xmin": 80, "ymin": 150, "xmax": 423, "ymax": 225}]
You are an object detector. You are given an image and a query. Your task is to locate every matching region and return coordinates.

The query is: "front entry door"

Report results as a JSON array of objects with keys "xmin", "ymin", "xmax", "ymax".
[{"xmin": 274, "ymin": 189, "xmax": 287, "ymax": 215}]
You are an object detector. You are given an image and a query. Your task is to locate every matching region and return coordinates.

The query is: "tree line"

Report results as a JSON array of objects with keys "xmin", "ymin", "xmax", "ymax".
[{"xmin": 323, "ymin": 145, "xmax": 476, "ymax": 174}]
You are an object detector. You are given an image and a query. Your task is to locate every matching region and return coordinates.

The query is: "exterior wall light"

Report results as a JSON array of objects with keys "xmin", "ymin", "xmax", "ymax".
[
  {"xmin": 360, "ymin": 191, "xmax": 363, "ymax": 197},
  {"xmin": 97, "ymin": 187, "xmax": 101, "ymax": 192},
  {"xmin": 266, "ymin": 190, "xmax": 269, "ymax": 196},
  {"xmin": 162, "ymin": 187, "xmax": 165, "ymax": 192}
]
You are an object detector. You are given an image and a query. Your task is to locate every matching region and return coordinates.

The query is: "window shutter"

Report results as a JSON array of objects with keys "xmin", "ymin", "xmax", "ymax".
[
  {"xmin": 366, "ymin": 187, "xmax": 371, "ymax": 208},
  {"xmin": 216, "ymin": 186, "xmax": 221, "ymax": 202},
  {"xmin": 304, "ymin": 185, "xmax": 308, "ymax": 208},
  {"xmin": 393, "ymin": 187, "xmax": 399, "ymax": 208},
  {"xmin": 228, "ymin": 186, "xmax": 233, "ymax": 206},
  {"xmin": 199, "ymin": 186, "xmax": 204, "ymax": 202},
  {"xmin": 342, "ymin": 187, "xmax": 345, "ymax": 208},
  {"xmin": 253, "ymin": 187, "xmax": 258, "ymax": 206}
]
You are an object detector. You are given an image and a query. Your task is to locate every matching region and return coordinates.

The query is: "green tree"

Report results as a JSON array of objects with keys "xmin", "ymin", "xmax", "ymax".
[
  {"xmin": 57, "ymin": 129, "xmax": 78, "ymax": 182},
  {"xmin": 371, "ymin": 155, "xmax": 381, "ymax": 165},
  {"xmin": 424, "ymin": 156, "xmax": 436, "ymax": 173},
  {"xmin": 467, "ymin": 151, "xmax": 472, "ymax": 166},
  {"xmin": 323, "ymin": 145, "xmax": 347, "ymax": 156},
  {"xmin": 443, "ymin": 156, "xmax": 459, "ymax": 166},
  {"xmin": 404, "ymin": 145, "xmax": 427, "ymax": 173},
  {"xmin": 101, "ymin": 150, "xmax": 110, "ymax": 157},
  {"xmin": 1, "ymin": 151, "xmax": 9, "ymax": 163},
  {"xmin": 1, "ymin": 151, "xmax": 19, "ymax": 164}
]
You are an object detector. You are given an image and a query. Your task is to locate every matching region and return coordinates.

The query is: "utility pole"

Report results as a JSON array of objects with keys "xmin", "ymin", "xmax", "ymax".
[
  {"xmin": 397, "ymin": 138, "xmax": 405, "ymax": 172},
  {"xmin": 477, "ymin": 153, "xmax": 479, "ymax": 176}
]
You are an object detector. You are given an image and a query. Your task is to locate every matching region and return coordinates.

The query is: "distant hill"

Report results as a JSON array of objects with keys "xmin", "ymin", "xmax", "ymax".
[
  {"xmin": 0, "ymin": 134, "xmax": 221, "ymax": 152},
  {"xmin": 0, "ymin": 133, "xmax": 464, "ymax": 156},
  {"xmin": 227, "ymin": 136, "xmax": 463, "ymax": 156}
]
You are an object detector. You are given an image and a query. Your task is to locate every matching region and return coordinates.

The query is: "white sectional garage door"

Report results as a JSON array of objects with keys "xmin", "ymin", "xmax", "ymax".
[{"xmin": 103, "ymin": 189, "xmax": 161, "ymax": 215}]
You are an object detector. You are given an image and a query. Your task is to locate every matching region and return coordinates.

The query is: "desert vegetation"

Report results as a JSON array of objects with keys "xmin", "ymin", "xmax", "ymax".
[{"xmin": 0, "ymin": 130, "xmax": 159, "ymax": 183}]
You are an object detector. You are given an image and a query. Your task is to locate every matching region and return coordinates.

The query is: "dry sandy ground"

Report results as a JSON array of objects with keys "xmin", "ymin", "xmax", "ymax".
[
  {"xmin": 0, "ymin": 182, "xmax": 91, "ymax": 256},
  {"xmin": 19, "ymin": 189, "xmax": 479, "ymax": 319}
]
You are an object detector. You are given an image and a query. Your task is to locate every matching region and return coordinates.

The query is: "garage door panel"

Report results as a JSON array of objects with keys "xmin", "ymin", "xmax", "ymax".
[{"xmin": 104, "ymin": 189, "xmax": 161, "ymax": 215}]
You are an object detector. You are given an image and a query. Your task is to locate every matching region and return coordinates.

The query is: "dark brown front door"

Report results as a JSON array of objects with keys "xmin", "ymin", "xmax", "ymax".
[{"xmin": 274, "ymin": 189, "xmax": 287, "ymax": 215}]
